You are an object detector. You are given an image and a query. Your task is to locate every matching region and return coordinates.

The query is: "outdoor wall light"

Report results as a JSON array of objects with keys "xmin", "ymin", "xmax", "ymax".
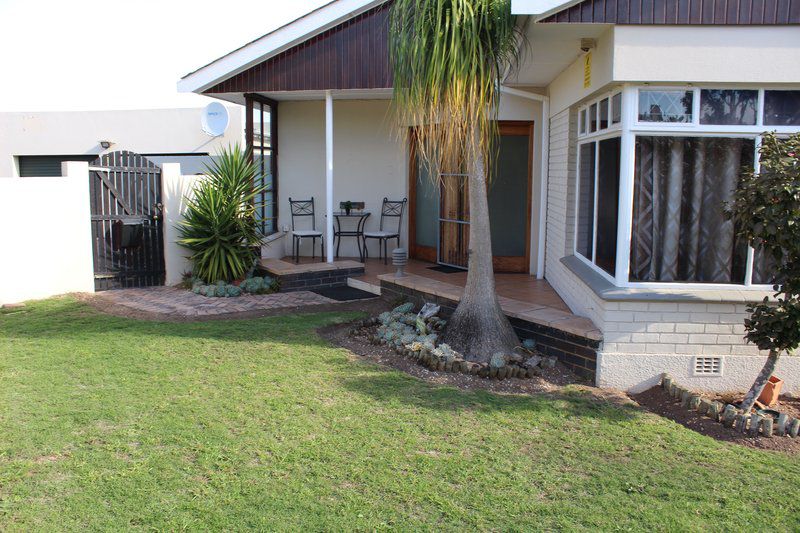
[{"xmin": 99, "ymin": 140, "xmax": 114, "ymax": 149}]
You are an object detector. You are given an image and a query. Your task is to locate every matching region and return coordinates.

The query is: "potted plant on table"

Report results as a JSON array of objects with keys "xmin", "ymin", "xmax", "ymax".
[{"xmin": 343, "ymin": 200, "xmax": 353, "ymax": 215}]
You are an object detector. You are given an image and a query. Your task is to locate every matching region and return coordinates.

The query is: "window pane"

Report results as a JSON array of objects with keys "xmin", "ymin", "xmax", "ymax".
[
  {"xmin": 579, "ymin": 108, "xmax": 586, "ymax": 134},
  {"xmin": 599, "ymin": 98, "xmax": 609, "ymax": 129},
  {"xmin": 631, "ymin": 136, "xmax": 754, "ymax": 283},
  {"xmin": 638, "ymin": 90, "xmax": 693, "ymax": 123},
  {"xmin": 752, "ymin": 246, "xmax": 782, "ymax": 286},
  {"xmin": 700, "ymin": 89, "xmax": 757, "ymax": 125},
  {"xmin": 589, "ymin": 103, "xmax": 598, "ymax": 132},
  {"xmin": 576, "ymin": 143, "xmax": 596, "ymax": 260},
  {"xmin": 612, "ymin": 93, "xmax": 622, "ymax": 124},
  {"xmin": 596, "ymin": 137, "xmax": 621, "ymax": 276},
  {"xmin": 764, "ymin": 90, "xmax": 800, "ymax": 126}
]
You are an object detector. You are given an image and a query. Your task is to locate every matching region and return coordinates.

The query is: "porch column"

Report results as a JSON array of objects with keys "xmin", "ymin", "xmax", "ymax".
[{"xmin": 325, "ymin": 90, "xmax": 334, "ymax": 263}]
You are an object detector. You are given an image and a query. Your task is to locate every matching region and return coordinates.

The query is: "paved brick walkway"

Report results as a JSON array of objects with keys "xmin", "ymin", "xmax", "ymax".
[{"xmin": 95, "ymin": 287, "xmax": 337, "ymax": 317}]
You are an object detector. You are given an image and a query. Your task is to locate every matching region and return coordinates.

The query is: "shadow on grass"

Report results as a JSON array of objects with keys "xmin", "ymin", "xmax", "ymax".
[
  {"xmin": 336, "ymin": 370, "xmax": 640, "ymax": 423},
  {"xmin": 0, "ymin": 297, "xmax": 360, "ymax": 346}
]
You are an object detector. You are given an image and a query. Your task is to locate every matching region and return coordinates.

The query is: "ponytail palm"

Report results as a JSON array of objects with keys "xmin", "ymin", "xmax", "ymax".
[
  {"xmin": 177, "ymin": 145, "xmax": 265, "ymax": 283},
  {"xmin": 391, "ymin": 0, "xmax": 523, "ymax": 361}
]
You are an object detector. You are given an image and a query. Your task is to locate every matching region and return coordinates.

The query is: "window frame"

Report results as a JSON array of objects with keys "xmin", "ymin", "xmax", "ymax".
[
  {"xmin": 574, "ymin": 93, "xmax": 623, "ymax": 284},
  {"xmin": 245, "ymin": 94, "xmax": 279, "ymax": 236},
  {"xmin": 573, "ymin": 84, "xmax": 800, "ymax": 290}
]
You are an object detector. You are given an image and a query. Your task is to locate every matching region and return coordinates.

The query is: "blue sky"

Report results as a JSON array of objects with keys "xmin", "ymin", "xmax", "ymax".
[{"xmin": 0, "ymin": 0, "xmax": 328, "ymax": 111}]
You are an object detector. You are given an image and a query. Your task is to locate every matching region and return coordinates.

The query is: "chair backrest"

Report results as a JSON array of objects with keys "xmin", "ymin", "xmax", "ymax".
[
  {"xmin": 379, "ymin": 197, "xmax": 407, "ymax": 234},
  {"xmin": 288, "ymin": 197, "xmax": 316, "ymax": 231}
]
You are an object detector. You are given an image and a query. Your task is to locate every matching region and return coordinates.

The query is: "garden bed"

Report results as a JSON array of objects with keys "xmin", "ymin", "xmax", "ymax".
[
  {"xmin": 320, "ymin": 317, "xmax": 595, "ymax": 397},
  {"xmin": 632, "ymin": 386, "xmax": 800, "ymax": 454}
]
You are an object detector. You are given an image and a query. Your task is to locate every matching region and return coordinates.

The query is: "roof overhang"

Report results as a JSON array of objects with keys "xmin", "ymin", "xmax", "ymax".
[
  {"xmin": 178, "ymin": 0, "xmax": 389, "ymax": 94},
  {"xmin": 511, "ymin": 0, "xmax": 578, "ymax": 17}
]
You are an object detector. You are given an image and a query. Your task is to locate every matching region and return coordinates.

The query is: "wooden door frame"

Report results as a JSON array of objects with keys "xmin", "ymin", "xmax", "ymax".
[{"xmin": 407, "ymin": 120, "xmax": 534, "ymax": 273}]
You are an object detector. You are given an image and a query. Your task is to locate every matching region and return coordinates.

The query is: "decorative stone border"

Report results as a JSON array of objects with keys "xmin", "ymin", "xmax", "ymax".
[
  {"xmin": 661, "ymin": 374, "xmax": 800, "ymax": 438},
  {"xmin": 349, "ymin": 317, "xmax": 557, "ymax": 380}
]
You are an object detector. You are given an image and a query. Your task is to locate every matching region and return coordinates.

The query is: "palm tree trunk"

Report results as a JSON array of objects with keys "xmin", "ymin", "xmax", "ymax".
[
  {"xmin": 739, "ymin": 349, "xmax": 780, "ymax": 413},
  {"xmin": 441, "ymin": 135, "xmax": 519, "ymax": 363}
]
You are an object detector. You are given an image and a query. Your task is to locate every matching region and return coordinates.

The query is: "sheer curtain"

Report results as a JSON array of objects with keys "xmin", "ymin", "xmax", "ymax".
[{"xmin": 631, "ymin": 137, "xmax": 753, "ymax": 283}]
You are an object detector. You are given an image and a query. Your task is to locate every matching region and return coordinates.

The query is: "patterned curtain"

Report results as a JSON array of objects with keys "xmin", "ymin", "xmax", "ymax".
[{"xmin": 631, "ymin": 137, "xmax": 753, "ymax": 283}]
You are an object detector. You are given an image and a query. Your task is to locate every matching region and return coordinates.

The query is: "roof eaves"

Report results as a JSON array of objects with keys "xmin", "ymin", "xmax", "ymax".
[{"xmin": 178, "ymin": 0, "xmax": 389, "ymax": 94}]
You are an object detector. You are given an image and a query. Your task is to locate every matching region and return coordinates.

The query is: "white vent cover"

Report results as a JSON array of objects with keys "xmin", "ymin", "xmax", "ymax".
[{"xmin": 693, "ymin": 356, "xmax": 724, "ymax": 376}]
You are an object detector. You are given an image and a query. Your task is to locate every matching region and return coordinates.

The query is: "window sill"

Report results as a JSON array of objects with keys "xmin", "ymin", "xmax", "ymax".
[{"xmin": 560, "ymin": 255, "xmax": 774, "ymax": 303}]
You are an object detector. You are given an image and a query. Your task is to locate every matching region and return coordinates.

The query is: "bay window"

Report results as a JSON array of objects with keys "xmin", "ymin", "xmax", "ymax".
[{"xmin": 575, "ymin": 86, "xmax": 800, "ymax": 289}]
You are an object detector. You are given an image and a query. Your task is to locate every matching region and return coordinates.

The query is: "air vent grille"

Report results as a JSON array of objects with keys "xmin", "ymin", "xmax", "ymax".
[{"xmin": 693, "ymin": 356, "xmax": 723, "ymax": 376}]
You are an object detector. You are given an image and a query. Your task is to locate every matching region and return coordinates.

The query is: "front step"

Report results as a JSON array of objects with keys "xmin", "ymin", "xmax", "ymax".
[
  {"xmin": 258, "ymin": 258, "xmax": 365, "ymax": 292},
  {"xmin": 347, "ymin": 276, "xmax": 381, "ymax": 295}
]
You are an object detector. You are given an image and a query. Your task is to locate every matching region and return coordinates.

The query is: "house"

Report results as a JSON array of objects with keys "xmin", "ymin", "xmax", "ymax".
[
  {"xmin": 177, "ymin": 0, "xmax": 800, "ymax": 393},
  {"xmin": 0, "ymin": 107, "xmax": 243, "ymax": 177}
]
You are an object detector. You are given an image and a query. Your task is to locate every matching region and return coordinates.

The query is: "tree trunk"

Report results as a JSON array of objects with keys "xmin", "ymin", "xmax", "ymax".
[
  {"xmin": 440, "ymin": 136, "xmax": 519, "ymax": 363},
  {"xmin": 739, "ymin": 349, "xmax": 780, "ymax": 413}
]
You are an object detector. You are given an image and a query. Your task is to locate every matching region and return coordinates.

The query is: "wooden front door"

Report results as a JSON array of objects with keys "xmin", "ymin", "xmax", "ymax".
[{"xmin": 408, "ymin": 121, "xmax": 534, "ymax": 273}]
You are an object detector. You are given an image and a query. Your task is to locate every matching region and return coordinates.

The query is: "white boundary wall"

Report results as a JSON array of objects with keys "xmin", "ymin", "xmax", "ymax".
[{"xmin": 0, "ymin": 162, "xmax": 95, "ymax": 304}]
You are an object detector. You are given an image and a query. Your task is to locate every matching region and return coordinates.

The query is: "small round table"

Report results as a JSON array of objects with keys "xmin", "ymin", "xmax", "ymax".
[{"xmin": 332, "ymin": 211, "xmax": 371, "ymax": 261}]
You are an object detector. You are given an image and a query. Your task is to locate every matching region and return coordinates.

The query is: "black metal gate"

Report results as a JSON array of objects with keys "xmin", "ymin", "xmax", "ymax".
[{"xmin": 89, "ymin": 151, "xmax": 165, "ymax": 290}]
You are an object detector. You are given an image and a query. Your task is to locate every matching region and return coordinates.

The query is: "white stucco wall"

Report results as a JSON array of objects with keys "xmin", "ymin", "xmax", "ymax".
[
  {"xmin": 613, "ymin": 26, "xmax": 800, "ymax": 83},
  {"xmin": 161, "ymin": 164, "xmax": 204, "ymax": 286},
  {"xmin": 548, "ymin": 27, "xmax": 615, "ymax": 116},
  {"xmin": 0, "ymin": 162, "xmax": 94, "ymax": 304},
  {"xmin": 0, "ymin": 107, "xmax": 244, "ymax": 176},
  {"xmin": 277, "ymin": 99, "xmax": 408, "ymax": 259}
]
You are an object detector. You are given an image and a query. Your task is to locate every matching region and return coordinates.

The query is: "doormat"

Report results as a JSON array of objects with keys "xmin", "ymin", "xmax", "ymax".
[
  {"xmin": 311, "ymin": 286, "xmax": 378, "ymax": 301},
  {"xmin": 428, "ymin": 265, "xmax": 465, "ymax": 274}
]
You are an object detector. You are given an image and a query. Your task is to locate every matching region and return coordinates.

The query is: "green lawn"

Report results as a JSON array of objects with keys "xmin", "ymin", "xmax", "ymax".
[{"xmin": 1, "ymin": 297, "xmax": 798, "ymax": 531}]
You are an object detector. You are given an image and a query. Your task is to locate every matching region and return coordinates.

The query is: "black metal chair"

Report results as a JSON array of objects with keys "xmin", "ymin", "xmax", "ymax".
[
  {"xmin": 363, "ymin": 197, "xmax": 407, "ymax": 265},
  {"xmin": 289, "ymin": 197, "xmax": 324, "ymax": 263}
]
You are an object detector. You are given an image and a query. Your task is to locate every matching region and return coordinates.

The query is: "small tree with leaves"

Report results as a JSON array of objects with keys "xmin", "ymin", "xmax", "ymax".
[{"xmin": 727, "ymin": 132, "xmax": 800, "ymax": 413}]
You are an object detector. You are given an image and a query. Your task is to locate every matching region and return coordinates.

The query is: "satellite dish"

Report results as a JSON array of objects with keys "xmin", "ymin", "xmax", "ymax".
[{"xmin": 201, "ymin": 102, "xmax": 229, "ymax": 137}]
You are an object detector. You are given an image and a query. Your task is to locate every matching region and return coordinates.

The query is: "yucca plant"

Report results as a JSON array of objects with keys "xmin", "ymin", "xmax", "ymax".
[
  {"xmin": 177, "ymin": 144, "xmax": 266, "ymax": 283},
  {"xmin": 390, "ymin": 0, "xmax": 523, "ymax": 362}
]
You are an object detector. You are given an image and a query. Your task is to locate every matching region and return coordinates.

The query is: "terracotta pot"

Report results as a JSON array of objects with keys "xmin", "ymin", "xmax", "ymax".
[{"xmin": 757, "ymin": 376, "xmax": 784, "ymax": 407}]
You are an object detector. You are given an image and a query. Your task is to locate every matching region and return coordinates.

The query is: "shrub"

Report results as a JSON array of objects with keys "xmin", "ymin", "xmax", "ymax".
[{"xmin": 177, "ymin": 144, "xmax": 266, "ymax": 283}]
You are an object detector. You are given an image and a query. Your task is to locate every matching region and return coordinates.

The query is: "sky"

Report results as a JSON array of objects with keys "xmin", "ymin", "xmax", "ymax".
[{"xmin": 0, "ymin": 0, "xmax": 329, "ymax": 112}]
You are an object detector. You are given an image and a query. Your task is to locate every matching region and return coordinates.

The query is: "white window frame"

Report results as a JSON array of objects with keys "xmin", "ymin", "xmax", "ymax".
[{"xmin": 573, "ymin": 83, "xmax": 800, "ymax": 290}]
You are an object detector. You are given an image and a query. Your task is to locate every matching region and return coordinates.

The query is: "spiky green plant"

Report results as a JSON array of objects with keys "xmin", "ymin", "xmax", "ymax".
[
  {"xmin": 390, "ymin": 0, "xmax": 524, "ymax": 362},
  {"xmin": 177, "ymin": 144, "xmax": 265, "ymax": 283}
]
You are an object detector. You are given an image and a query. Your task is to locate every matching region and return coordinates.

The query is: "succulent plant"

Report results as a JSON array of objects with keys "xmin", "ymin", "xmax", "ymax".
[
  {"xmin": 489, "ymin": 353, "xmax": 507, "ymax": 369},
  {"xmin": 392, "ymin": 302, "xmax": 415, "ymax": 314},
  {"xmin": 226, "ymin": 285, "xmax": 242, "ymax": 297}
]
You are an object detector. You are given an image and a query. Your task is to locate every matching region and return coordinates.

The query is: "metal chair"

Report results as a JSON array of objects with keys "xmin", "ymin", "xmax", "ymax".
[
  {"xmin": 363, "ymin": 197, "xmax": 407, "ymax": 265},
  {"xmin": 289, "ymin": 197, "xmax": 324, "ymax": 263}
]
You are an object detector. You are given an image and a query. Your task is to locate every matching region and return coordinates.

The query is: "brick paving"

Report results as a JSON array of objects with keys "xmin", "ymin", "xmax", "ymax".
[{"xmin": 95, "ymin": 287, "xmax": 337, "ymax": 317}]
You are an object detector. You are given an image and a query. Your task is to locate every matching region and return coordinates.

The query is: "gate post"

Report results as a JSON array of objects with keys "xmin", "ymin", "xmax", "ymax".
[
  {"xmin": 63, "ymin": 161, "xmax": 96, "ymax": 295},
  {"xmin": 162, "ymin": 163, "xmax": 201, "ymax": 286}
]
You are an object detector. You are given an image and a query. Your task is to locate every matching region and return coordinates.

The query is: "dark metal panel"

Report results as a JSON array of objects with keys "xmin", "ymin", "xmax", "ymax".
[
  {"xmin": 540, "ymin": 0, "xmax": 799, "ymax": 22},
  {"xmin": 204, "ymin": 3, "xmax": 392, "ymax": 94}
]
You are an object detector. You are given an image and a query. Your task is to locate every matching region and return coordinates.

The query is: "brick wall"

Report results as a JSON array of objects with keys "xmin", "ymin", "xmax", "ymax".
[{"xmin": 271, "ymin": 266, "xmax": 365, "ymax": 292}]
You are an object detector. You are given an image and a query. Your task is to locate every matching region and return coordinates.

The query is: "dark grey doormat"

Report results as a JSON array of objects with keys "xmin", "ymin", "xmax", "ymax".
[
  {"xmin": 311, "ymin": 286, "xmax": 378, "ymax": 301},
  {"xmin": 428, "ymin": 265, "xmax": 465, "ymax": 274}
]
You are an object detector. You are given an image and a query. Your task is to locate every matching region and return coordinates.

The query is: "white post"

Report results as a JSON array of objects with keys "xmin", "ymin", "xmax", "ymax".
[
  {"xmin": 614, "ymin": 84, "xmax": 637, "ymax": 287},
  {"xmin": 161, "ymin": 162, "xmax": 195, "ymax": 286},
  {"xmin": 325, "ymin": 90, "xmax": 334, "ymax": 263}
]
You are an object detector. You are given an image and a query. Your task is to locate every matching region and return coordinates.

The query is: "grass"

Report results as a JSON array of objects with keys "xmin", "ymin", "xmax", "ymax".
[{"xmin": 1, "ymin": 297, "xmax": 798, "ymax": 531}]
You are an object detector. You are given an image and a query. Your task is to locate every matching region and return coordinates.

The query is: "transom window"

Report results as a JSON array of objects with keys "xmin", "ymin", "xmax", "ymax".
[{"xmin": 573, "ymin": 85, "xmax": 800, "ymax": 289}]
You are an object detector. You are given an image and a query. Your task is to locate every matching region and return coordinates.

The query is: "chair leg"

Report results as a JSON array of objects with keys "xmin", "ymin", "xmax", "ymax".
[
  {"xmin": 321, "ymin": 238, "xmax": 325, "ymax": 260},
  {"xmin": 336, "ymin": 234, "xmax": 341, "ymax": 258},
  {"xmin": 383, "ymin": 239, "xmax": 388, "ymax": 265}
]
